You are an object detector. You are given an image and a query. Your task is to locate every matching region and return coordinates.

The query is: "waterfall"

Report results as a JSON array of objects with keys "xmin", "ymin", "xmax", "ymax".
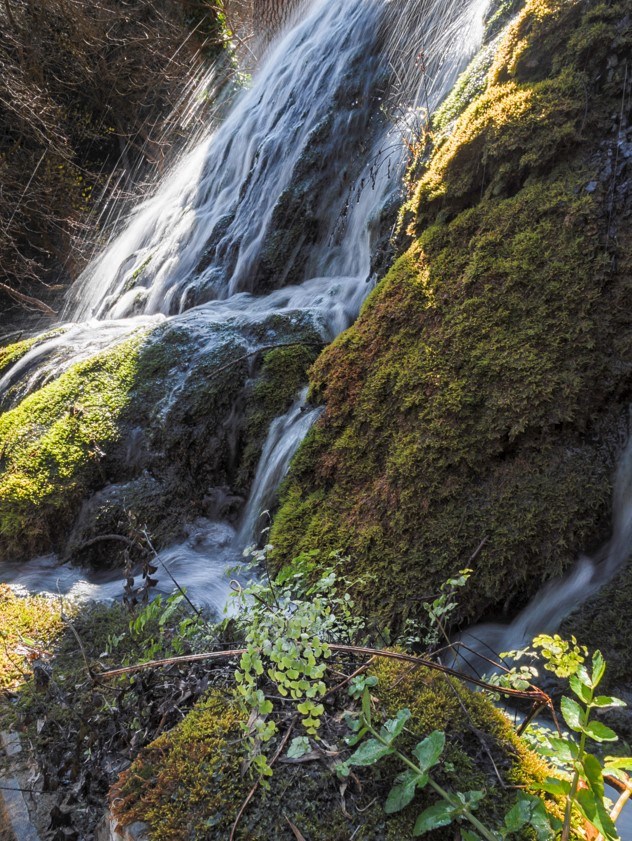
[
  {"xmin": 455, "ymin": 434, "xmax": 632, "ymax": 676},
  {"xmin": 237, "ymin": 388, "xmax": 322, "ymax": 546},
  {"xmin": 1, "ymin": 0, "xmax": 492, "ymax": 610}
]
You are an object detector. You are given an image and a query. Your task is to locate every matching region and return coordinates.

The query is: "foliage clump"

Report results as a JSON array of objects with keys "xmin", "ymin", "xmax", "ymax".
[{"xmin": 109, "ymin": 557, "xmax": 548, "ymax": 840}]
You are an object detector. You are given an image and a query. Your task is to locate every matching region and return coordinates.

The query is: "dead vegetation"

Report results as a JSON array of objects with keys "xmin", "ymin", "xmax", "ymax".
[{"xmin": 0, "ymin": 0, "xmax": 227, "ymax": 324}]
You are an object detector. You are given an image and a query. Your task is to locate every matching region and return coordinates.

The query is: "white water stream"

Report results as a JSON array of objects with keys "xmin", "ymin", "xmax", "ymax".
[{"xmin": 1, "ymin": 0, "xmax": 490, "ymax": 611}]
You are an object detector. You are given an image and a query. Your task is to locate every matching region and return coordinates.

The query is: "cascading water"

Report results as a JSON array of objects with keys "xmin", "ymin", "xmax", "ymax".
[
  {"xmin": 0, "ymin": 0, "xmax": 492, "ymax": 611},
  {"xmin": 454, "ymin": 434, "xmax": 632, "ymax": 677}
]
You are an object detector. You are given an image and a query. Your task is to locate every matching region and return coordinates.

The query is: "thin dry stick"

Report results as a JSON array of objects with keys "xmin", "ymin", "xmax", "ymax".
[
  {"xmin": 0, "ymin": 281, "xmax": 57, "ymax": 316},
  {"xmin": 142, "ymin": 528, "xmax": 202, "ymax": 618},
  {"xmin": 322, "ymin": 657, "xmax": 376, "ymax": 701},
  {"xmin": 229, "ymin": 717, "xmax": 296, "ymax": 841},
  {"xmin": 100, "ymin": 644, "xmax": 551, "ymax": 707},
  {"xmin": 595, "ymin": 777, "xmax": 632, "ymax": 841}
]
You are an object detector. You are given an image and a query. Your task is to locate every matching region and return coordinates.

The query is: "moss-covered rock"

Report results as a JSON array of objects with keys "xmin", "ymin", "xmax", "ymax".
[
  {"xmin": 270, "ymin": 0, "xmax": 632, "ymax": 628},
  {"xmin": 110, "ymin": 658, "xmax": 548, "ymax": 840},
  {"xmin": 0, "ymin": 309, "xmax": 321, "ymax": 563},
  {"xmin": 0, "ymin": 334, "xmax": 147, "ymax": 559}
]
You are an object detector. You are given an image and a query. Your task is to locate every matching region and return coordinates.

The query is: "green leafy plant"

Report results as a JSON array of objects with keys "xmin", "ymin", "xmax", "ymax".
[
  {"xmin": 337, "ymin": 688, "xmax": 556, "ymax": 839},
  {"xmin": 531, "ymin": 650, "xmax": 631, "ymax": 841},
  {"xmin": 488, "ymin": 635, "xmax": 631, "ymax": 840},
  {"xmin": 230, "ymin": 548, "xmax": 364, "ymax": 780},
  {"xmin": 400, "ymin": 568, "xmax": 473, "ymax": 650}
]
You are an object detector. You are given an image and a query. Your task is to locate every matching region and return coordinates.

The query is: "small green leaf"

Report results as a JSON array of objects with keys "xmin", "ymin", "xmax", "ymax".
[
  {"xmin": 413, "ymin": 801, "xmax": 457, "ymax": 835},
  {"xmin": 569, "ymin": 674, "xmax": 592, "ymax": 704},
  {"xmin": 560, "ymin": 696, "xmax": 583, "ymax": 732},
  {"xmin": 460, "ymin": 832, "xmax": 482, "ymax": 841},
  {"xmin": 592, "ymin": 696, "xmax": 626, "ymax": 709},
  {"xmin": 539, "ymin": 777, "xmax": 571, "ymax": 796},
  {"xmin": 385, "ymin": 770, "xmax": 427, "ymax": 814},
  {"xmin": 361, "ymin": 687, "xmax": 372, "ymax": 724},
  {"xmin": 457, "ymin": 790, "xmax": 484, "ymax": 810},
  {"xmin": 604, "ymin": 756, "xmax": 632, "ymax": 772},
  {"xmin": 591, "ymin": 651, "xmax": 606, "ymax": 689},
  {"xmin": 582, "ymin": 753, "xmax": 605, "ymax": 800},
  {"xmin": 504, "ymin": 793, "xmax": 556, "ymax": 841},
  {"xmin": 346, "ymin": 738, "xmax": 393, "ymax": 767},
  {"xmin": 576, "ymin": 788, "xmax": 618, "ymax": 841},
  {"xmin": 584, "ymin": 720, "xmax": 618, "ymax": 742},
  {"xmin": 287, "ymin": 736, "xmax": 310, "ymax": 759},
  {"xmin": 504, "ymin": 797, "xmax": 531, "ymax": 832},
  {"xmin": 380, "ymin": 708, "xmax": 411, "ymax": 743},
  {"xmin": 412, "ymin": 730, "xmax": 445, "ymax": 772},
  {"xmin": 548, "ymin": 736, "xmax": 579, "ymax": 762}
]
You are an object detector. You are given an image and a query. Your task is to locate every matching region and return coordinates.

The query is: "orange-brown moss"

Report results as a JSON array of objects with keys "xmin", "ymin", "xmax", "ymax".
[
  {"xmin": 0, "ymin": 584, "xmax": 69, "ymax": 691},
  {"xmin": 270, "ymin": 0, "xmax": 632, "ymax": 628}
]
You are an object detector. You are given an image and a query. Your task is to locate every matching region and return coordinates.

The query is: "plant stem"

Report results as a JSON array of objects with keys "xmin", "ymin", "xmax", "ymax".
[
  {"xmin": 364, "ymin": 720, "xmax": 499, "ymax": 841},
  {"xmin": 561, "ymin": 710, "xmax": 589, "ymax": 841}
]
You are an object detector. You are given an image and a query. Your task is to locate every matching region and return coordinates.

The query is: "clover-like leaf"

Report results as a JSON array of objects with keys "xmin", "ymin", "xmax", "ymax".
[{"xmin": 287, "ymin": 736, "xmax": 311, "ymax": 759}]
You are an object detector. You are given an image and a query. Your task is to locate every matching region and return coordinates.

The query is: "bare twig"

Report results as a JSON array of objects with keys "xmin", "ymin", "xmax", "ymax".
[{"xmin": 99, "ymin": 644, "xmax": 552, "ymax": 709}]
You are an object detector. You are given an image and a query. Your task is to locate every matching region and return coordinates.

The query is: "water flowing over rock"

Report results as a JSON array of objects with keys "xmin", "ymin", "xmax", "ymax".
[{"xmin": 0, "ymin": 0, "xmax": 490, "ymax": 611}]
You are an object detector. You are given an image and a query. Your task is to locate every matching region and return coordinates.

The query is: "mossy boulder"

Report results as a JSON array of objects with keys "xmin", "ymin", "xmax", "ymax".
[
  {"xmin": 0, "ymin": 310, "xmax": 321, "ymax": 564},
  {"xmin": 110, "ymin": 657, "xmax": 548, "ymax": 840},
  {"xmin": 270, "ymin": 0, "xmax": 632, "ymax": 629}
]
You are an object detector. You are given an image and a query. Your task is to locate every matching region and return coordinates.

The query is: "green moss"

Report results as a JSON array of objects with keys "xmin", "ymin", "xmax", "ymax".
[
  {"xmin": 110, "ymin": 659, "xmax": 547, "ymax": 840},
  {"xmin": 271, "ymin": 0, "xmax": 632, "ymax": 628},
  {"xmin": 0, "ymin": 338, "xmax": 39, "ymax": 377},
  {"xmin": 0, "ymin": 584, "xmax": 70, "ymax": 691},
  {"xmin": 0, "ymin": 334, "xmax": 146, "ymax": 559},
  {"xmin": 0, "ymin": 330, "xmax": 65, "ymax": 378},
  {"xmin": 237, "ymin": 342, "xmax": 321, "ymax": 491}
]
